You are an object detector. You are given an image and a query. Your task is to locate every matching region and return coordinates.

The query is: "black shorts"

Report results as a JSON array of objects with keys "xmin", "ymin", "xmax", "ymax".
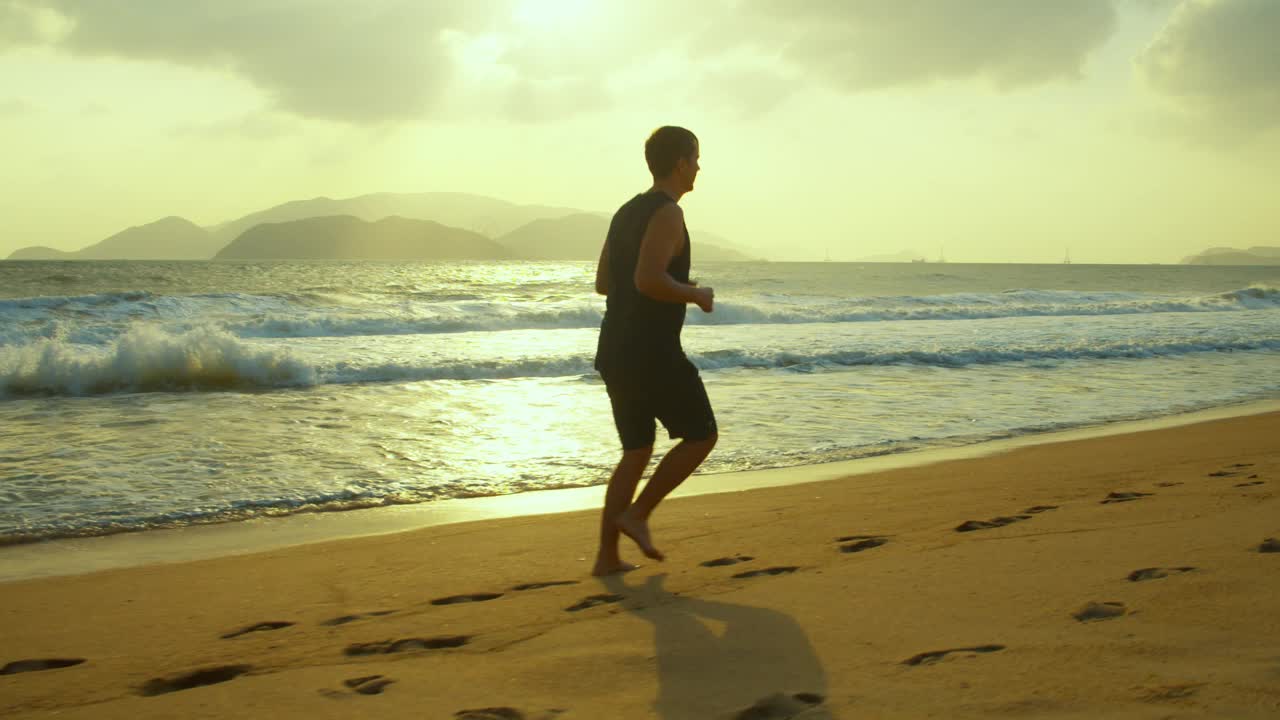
[{"xmin": 600, "ymin": 360, "xmax": 717, "ymax": 450}]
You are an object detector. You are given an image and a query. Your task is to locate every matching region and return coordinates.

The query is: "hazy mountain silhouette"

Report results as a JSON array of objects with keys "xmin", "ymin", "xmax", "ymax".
[
  {"xmin": 209, "ymin": 192, "xmax": 589, "ymax": 247},
  {"xmin": 7, "ymin": 246, "xmax": 72, "ymax": 260},
  {"xmin": 5, "ymin": 191, "xmax": 755, "ymax": 261},
  {"xmin": 7, "ymin": 217, "xmax": 215, "ymax": 260},
  {"xmin": 215, "ymin": 215, "xmax": 510, "ymax": 260},
  {"xmin": 1182, "ymin": 246, "xmax": 1280, "ymax": 265},
  {"xmin": 499, "ymin": 213, "xmax": 753, "ymax": 261}
]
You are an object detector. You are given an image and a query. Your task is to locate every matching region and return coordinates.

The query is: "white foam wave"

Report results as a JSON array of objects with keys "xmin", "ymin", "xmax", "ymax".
[
  {"xmin": 4, "ymin": 327, "xmax": 1277, "ymax": 398},
  {"xmin": 0, "ymin": 325, "xmax": 315, "ymax": 397},
  {"xmin": 228, "ymin": 284, "xmax": 1280, "ymax": 338},
  {"xmin": 694, "ymin": 285, "xmax": 1280, "ymax": 326},
  {"xmin": 2, "ymin": 285, "xmax": 1276, "ymax": 345},
  {"xmin": 690, "ymin": 338, "xmax": 1280, "ymax": 370},
  {"xmin": 229, "ymin": 304, "xmax": 604, "ymax": 338}
]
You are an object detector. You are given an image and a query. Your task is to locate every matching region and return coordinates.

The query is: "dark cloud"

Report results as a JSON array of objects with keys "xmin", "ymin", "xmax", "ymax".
[
  {"xmin": 1137, "ymin": 0, "xmax": 1280, "ymax": 133},
  {"xmin": 0, "ymin": 0, "xmax": 47, "ymax": 47},
  {"xmin": 14, "ymin": 1, "xmax": 506, "ymax": 124},
  {"xmin": 740, "ymin": 0, "xmax": 1118, "ymax": 91}
]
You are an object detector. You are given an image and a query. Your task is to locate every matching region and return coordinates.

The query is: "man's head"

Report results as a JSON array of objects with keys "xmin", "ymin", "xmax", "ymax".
[{"xmin": 645, "ymin": 126, "xmax": 699, "ymax": 193}]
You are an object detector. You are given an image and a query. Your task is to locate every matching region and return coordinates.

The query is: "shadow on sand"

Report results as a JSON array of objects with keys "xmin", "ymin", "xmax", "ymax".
[{"xmin": 600, "ymin": 573, "xmax": 832, "ymax": 720}]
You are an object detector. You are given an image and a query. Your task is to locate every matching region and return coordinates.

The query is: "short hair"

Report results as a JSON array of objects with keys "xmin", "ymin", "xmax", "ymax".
[{"xmin": 645, "ymin": 126, "xmax": 698, "ymax": 179}]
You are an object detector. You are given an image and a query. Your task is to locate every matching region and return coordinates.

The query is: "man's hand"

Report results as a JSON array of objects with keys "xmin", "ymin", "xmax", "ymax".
[{"xmin": 693, "ymin": 286, "xmax": 714, "ymax": 313}]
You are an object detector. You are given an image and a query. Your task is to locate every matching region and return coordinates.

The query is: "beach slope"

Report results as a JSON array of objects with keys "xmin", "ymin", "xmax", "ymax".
[{"xmin": 2, "ymin": 413, "xmax": 1278, "ymax": 719}]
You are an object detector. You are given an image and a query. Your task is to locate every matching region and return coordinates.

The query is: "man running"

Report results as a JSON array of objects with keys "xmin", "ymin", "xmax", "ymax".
[{"xmin": 592, "ymin": 125, "xmax": 718, "ymax": 576}]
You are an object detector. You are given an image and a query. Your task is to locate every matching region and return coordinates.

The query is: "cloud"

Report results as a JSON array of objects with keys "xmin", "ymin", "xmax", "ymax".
[
  {"xmin": 11, "ymin": 1, "xmax": 506, "ymax": 125},
  {"xmin": 1126, "ymin": 0, "xmax": 1182, "ymax": 11},
  {"xmin": 689, "ymin": 59, "xmax": 800, "ymax": 118},
  {"xmin": 0, "ymin": 2, "xmax": 37, "ymax": 47},
  {"xmin": 0, "ymin": 0, "xmax": 65, "ymax": 47},
  {"xmin": 0, "ymin": 1, "xmax": 1135, "ymax": 127},
  {"xmin": 171, "ymin": 112, "xmax": 294, "ymax": 140},
  {"xmin": 1137, "ymin": 0, "xmax": 1280, "ymax": 134},
  {"xmin": 504, "ymin": 76, "xmax": 611, "ymax": 124},
  {"xmin": 0, "ymin": 97, "xmax": 35, "ymax": 115},
  {"xmin": 737, "ymin": 0, "xmax": 1119, "ymax": 91}
]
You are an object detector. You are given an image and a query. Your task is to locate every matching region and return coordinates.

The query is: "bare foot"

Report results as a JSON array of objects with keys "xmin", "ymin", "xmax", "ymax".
[
  {"xmin": 591, "ymin": 560, "xmax": 639, "ymax": 577},
  {"xmin": 616, "ymin": 511, "xmax": 665, "ymax": 561}
]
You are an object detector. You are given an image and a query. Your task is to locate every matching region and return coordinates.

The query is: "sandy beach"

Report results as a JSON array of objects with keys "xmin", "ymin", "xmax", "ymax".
[{"xmin": 2, "ymin": 411, "xmax": 1278, "ymax": 719}]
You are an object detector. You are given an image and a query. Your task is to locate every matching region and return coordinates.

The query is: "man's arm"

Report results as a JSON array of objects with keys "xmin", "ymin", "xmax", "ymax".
[
  {"xmin": 634, "ymin": 204, "xmax": 711, "ymax": 311},
  {"xmin": 595, "ymin": 239, "xmax": 609, "ymax": 296}
]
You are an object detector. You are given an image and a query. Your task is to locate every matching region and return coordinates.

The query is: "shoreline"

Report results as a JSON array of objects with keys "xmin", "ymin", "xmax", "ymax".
[
  {"xmin": 2, "ymin": 400, "xmax": 1277, "ymax": 718},
  {"xmin": 3, "ymin": 397, "xmax": 1278, "ymax": 584}
]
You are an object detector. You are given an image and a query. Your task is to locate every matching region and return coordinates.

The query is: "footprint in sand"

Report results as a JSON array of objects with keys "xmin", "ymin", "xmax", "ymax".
[
  {"xmin": 456, "ymin": 710, "xmax": 524, "ymax": 720},
  {"xmin": 320, "ymin": 610, "xmax": 395, "ymax": 627},
  {"xmin": 139, "ymin": 665, "xmax": 252, "ymax": 696},
  {"xmin": 344, "ymin": 636, "xmax": 471, "ymax": 656},
  {"xmin": 432, "ymin": 593, "xmax": 503, "ymax": 606},
  {"xmin": 221, "ymin": 621, "xmax": 295, "ymax": 639},
  {"xmin": 903, "ymin": 645, "xmax": 1005, "ymax": 666},
  {"xmin": 1258, "ymin": 538, "xmax": 1280, "ymax": 553},
  {"xmin": 835, "ymin": 535, "xmax": 888, "ymax": 553},
  {"xmin": 1, "ymin": 658, "xmax": 85, "ymax": 675},
  {"xmin": 733, "ymin": 566, "xmax": 800, "ymax": 580},
  {"xmin": 1128, "ymin": 567, "xmax": 1195, "ymax": 582},
  {"xmin": 511, "ymin": 581, "xmax": 579, "ymax": 591},
  {"xmin": 955, "ymin": 506, "xmax": 1058, "ymax": 533},
  {"xmin": 564, "ymin": 594, "xmax": 624, "ymax": 612},
  {"xmin": 732, "ymin": 692, "xmax": 827, "ymax": 719},
  {"xmin": 701, "ymin": 555, "xmax": 755, "ymax": 567},
  {"xmin": 454, "ymin": 708, "xmax": 566, "ymax": 720},
  {"xmin": 345, "ymin": 674, "xmax": 395, "ymax": 695},
  {"xmin": 319, "ymin": 675, "xmax": 397, "ymax": 700},
  {"xmin": 1137, "ymin": 682, "xmax": 1205, "ymax": 703},
  {"xmin": 1073, "ymin": 601, "xmax": 1127, "ymax": 622},
  {"xmin": 1101, "ymin": 491, "xmax": 1153, "ymax": 504},
  {"xmin": 955, "ymin": 516, "xmax": 1027, "ymax": 532}
]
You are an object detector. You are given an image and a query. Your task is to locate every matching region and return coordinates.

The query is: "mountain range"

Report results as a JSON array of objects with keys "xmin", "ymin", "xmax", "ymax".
[{"xmin": 6, "ymin": 192, "xmax": 752, "ymax": 262}]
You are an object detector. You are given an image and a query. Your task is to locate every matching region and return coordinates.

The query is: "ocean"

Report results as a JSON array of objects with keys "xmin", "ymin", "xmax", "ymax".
[{"xmin": 1, "ymin": 259, "xmax": 1278, "ymax": 545}]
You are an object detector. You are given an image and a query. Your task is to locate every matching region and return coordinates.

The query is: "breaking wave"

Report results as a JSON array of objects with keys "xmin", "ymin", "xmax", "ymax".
[{"xmin": 4, "ymin": 325, "xmax": 1276, "ymax": 397}]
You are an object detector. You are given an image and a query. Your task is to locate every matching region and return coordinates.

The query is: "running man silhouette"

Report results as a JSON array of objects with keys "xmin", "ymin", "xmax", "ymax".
[{"xmin": 592, "ymin": 126, "xmax": 717, "ymax": 576}]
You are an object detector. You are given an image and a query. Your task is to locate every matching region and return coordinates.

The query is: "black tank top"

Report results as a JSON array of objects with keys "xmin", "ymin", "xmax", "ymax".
[{"xmin": 594, "ymin": 190, "xmax": 691, "ymax": 375}]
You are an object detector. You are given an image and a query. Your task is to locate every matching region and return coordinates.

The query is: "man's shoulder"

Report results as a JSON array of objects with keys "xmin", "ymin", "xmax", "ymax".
[
  {"xmin": 654, "ymin": 200, "xmax": 682, "ymax": 217},
  {"xmin": 614, "ymin": 192, "xmax": 652, "ymax": 214}
]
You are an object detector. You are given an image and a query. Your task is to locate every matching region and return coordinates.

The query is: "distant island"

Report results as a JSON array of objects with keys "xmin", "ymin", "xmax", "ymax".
[
  {"xmin": 215, "ymin": 216, "xmax": 508, "ymax": 260},
  {"xmin": 1181, "ymin": 246, "xmax": 1280, "ymax": 266},
  {"xmin": 8, "ymin": 217, "xmax": 220, "ymax": 260},
  {"xmin": 5, "ymin": 191, "xmax": 756, "ymax": 262},
  {"xmin": 497, "ymin": 213, "xmax": 749, "ymax": 262}
]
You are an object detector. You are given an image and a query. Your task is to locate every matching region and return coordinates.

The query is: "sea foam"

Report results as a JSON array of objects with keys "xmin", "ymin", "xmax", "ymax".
[{"xmin": 0, "ymin": 325, "xmax": 315, "ymax": 396}]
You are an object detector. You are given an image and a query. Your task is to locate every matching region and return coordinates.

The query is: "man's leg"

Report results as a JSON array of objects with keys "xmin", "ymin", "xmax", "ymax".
[
  {"xmin": 592, "ymin": 445, "xmax": 653, "ymax": 576},
  {"xmin": 616, "ymin": 432, "xmax": 717, "ymax": 561}
]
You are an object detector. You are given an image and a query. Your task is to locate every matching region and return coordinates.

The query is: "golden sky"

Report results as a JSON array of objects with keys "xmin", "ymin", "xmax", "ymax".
[{"xmin": 1, "ymin": 0, "xmax": 1277, "ymax": 262}]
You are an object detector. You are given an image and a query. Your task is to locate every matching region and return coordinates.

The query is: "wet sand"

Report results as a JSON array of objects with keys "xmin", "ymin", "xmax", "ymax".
[{"xmin": 2, "ymin": 411, "xmax": 1278, "ymax": 719}]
